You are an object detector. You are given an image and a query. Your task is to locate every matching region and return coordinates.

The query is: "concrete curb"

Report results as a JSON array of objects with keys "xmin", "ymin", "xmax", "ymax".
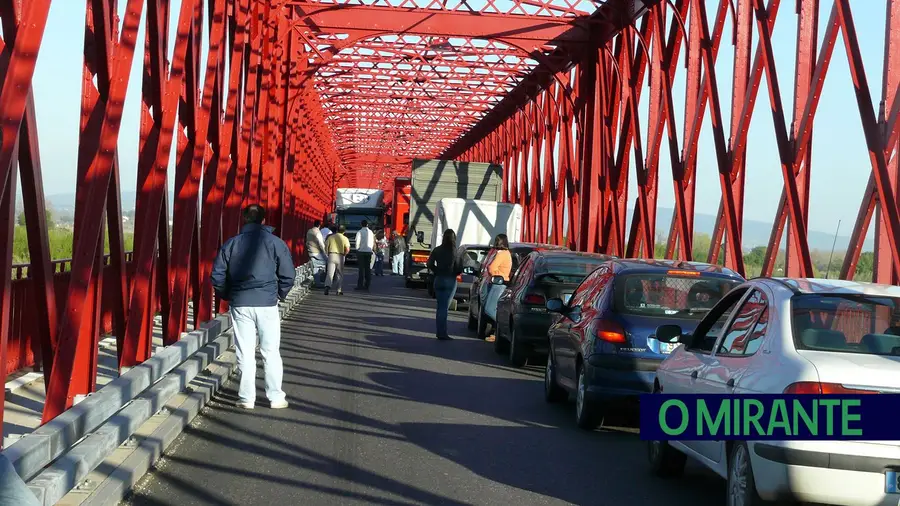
[{"xmin": 5, "ymin": 263, "xmax": 314, "ymax": 506}]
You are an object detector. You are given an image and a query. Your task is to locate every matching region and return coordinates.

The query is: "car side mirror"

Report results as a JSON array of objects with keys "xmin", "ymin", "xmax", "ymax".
[
  {"xmin": 546, "ymin": 298, "xmax": 565, "ymax": 313},
  {"xmin": 490, "ymin": 275, "xmax": 506, "ymax": 286},
  {"xmin": 656, "ymin": 324, "xmax": 684, "ymax": 343}
]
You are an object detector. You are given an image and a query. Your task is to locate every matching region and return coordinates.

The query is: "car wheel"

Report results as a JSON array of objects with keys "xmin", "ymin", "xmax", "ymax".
[
  {"xmin": 544, "ymin": 353, "xmax": 566, "ymax": 403},
  {"xmin": 575, "ymin": 363, "xmax": 601, "ymax": 430},
  {"xmin": 727, "ymin": 442, "xmax": 765, "ymax": 506},
  {"xmin": 467, "ymin": 306, "xmax": 477, "ymax": 330},
  {"xmin": 648, "ymin": 440, "xmax": 686, "ymax": 477},
  {"xmin": 404, "ymin": 278, "xmax": 413, "ymax": 288},
  {"xmin": 508, "ymin": 326, "xmax": 527, "ymax": 368}
]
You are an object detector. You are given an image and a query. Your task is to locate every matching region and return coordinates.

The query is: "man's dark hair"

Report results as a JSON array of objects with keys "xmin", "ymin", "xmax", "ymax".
[
  {"xmin": 243, "ymin": 204, "xmax": 266, "ymax": 224},
  {"xmin": 338, "ymin": 225, "xmax": 347, "ymax": 233},
  {"xmin": 313, "ymin": 220, "xmax": 321, "ymax": 228},
  {"xmin": 361, "ymin": 220, "xmax": 369, "ymax": 227}
]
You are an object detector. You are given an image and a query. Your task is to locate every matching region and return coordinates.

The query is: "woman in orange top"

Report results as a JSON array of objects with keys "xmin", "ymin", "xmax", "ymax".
[{"xmin": 483, "ymin": 234, "xmax": 511, "ymax": 343}]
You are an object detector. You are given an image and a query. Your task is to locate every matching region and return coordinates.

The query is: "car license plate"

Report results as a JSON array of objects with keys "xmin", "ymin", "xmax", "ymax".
[
  {"xmin": 660, "ymin": 342, "xmax": 677, "ymax": 354},
  {"xmin": 563, "ymin": 293, "xmax": 572, "ymax": 304},
  {"xmin": 885, "ymin": 470, "xmax": 900, "ymax": 494}
]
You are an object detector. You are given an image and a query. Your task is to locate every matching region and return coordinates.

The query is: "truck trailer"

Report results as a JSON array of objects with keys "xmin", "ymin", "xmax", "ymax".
[
  {"xmin": 404, "ymin": 159, "xmax": 503, "ymax": 287},
  {"xmin": 332, "ymin": 188, "xmax": 386, "ymax": 263},
  {"xmin": 430, "ymin": 199, "xmax": 523, "ymax": 248}
]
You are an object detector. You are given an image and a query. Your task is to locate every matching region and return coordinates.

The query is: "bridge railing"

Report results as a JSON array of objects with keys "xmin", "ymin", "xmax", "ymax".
[{"xmin": 6, "ymin": 252, "xmax": 141, "ymax": 375}]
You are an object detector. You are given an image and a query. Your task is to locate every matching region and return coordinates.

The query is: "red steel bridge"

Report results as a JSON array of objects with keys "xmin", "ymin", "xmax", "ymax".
[{"xmin": 1, "ymin": 0, "xmax": 900, "ymax": 460}]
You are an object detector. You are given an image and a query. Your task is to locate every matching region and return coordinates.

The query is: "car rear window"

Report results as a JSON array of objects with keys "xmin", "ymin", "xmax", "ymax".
[
  {"xmin": 537, "ymin": 259, "xmax": 607, "ymax": 283},
  {"xmin": 792, "ymin": 293, "xmax": 900, "ymax": 356},
  {"xmin": 614, "ymin": 273, "xmax": 741, "ymax": 319}
]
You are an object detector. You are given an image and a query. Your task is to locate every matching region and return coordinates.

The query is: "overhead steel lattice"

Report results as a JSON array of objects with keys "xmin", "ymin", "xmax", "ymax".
[{"xmin": 289, "ymin": 0, "xmax": 648, "ymax": 188}]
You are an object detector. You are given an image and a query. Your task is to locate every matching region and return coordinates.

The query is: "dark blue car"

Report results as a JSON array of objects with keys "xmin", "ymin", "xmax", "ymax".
[{"xmin": 543, "ymin": 259, "xmax": 745, "ymax": 430}]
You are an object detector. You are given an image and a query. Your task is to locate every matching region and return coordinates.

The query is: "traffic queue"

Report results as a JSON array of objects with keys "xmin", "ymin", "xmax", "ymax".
[{"xmin": 410, "ymin": 236, "xmax": 900, "ymax": 506}]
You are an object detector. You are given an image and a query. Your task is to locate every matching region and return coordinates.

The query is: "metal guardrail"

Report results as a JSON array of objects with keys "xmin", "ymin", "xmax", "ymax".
[{"xmin": 3, "ymin": 261, "xmax": 315, "ymax": 506}]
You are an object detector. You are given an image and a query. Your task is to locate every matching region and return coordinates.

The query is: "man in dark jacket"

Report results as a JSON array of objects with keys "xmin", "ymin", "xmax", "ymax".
[{"xmin": 211, "ymin": 204, "xmax": 294, "ymax": 409}]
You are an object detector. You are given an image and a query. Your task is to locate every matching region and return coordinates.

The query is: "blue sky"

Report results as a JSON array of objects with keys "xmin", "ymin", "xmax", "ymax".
[{"xmin": 25, "ymin": 0, "xmax": 888, "ymax": 250}]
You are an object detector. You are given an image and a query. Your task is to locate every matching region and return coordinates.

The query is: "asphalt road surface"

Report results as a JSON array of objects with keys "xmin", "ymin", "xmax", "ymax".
[{"xmin": 124, "ymin": 269, "xmax": 723, "ymax": 506}]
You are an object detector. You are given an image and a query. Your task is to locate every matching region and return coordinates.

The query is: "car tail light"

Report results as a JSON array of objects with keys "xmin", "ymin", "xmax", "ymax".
[
  {"xmin": 456, "ymin": 274, "xmax": 463, "ymax": 282},
  {"xmin": 594, "ymin": 319, "xmax": 626, "ymax": 343},
  {"xmin": 783, "ymin": 382, "xmax": 879, "ymax": 394},
  {"xmin": 411, "ymin": 253, "xmax": 429, "ymax": 264},
  {"xmin": 523, "ymin": 293, "xmax": 545, "ymax": 305}
]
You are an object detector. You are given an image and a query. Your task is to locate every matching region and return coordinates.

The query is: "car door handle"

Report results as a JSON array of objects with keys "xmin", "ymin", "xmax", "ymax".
[
  {"xmin": 726, "ymin": 378, "xmax": 735, "ymax": 388},
  {"xmin": 690, "ymin": 370, "xmax": 698, "ymax": 380}
]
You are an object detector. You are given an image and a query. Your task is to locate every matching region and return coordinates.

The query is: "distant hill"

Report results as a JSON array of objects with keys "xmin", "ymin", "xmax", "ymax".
[
  {"xmin": 632, "ymin": 206, "xmax": 874, "ymax": 253},
  {"xmin": 41, "ymin": 190, "xmax": 175, "ymax": 216},
  {"xmin": 29, "ymin": 192, "xmax": 874, "ymax": 252}
]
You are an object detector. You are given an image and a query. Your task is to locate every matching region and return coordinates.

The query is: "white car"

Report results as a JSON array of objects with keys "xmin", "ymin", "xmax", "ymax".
[{"xmin": 648, "ymin": 277, "xmax": 900, "ymax": 506}]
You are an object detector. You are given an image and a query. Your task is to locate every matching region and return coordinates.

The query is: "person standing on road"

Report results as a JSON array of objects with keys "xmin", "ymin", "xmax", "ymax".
[
  {"xmin": 211, "ymin": 204, "xmax": 292, "ymax": 410},
  {"xmin": 320, "ymin": 221, "xmax": 333, "ymax": 242},
  {"xmin": 391, "ymin": 231, "xmax": 406, "ymax": 276},
  {"xmin": 483, "ymin": 233, "xmax": 512, "ymax": 343},
  {"xmin": 374, "ymin": 231, "xmax": 388, "ymax": 276},
  {"xmin": 427, "ymin": 229, "xmax": 462, "ymax": 341},
  {"xmin": 305, "ymin": 220, "xmax": 327, "ymax": 287},
  {"xmin": 355, "ymin": 219, "xmax": 375, "ymax": 290},
  {"xmin": 324, "ymin": 225, "xmax": 350, "ymax": 296}
]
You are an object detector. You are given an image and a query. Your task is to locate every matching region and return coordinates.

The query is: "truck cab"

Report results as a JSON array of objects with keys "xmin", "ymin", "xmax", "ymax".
[{"xmin": 333, "ymin": 188, "xmax": 386, "ymax": 263}]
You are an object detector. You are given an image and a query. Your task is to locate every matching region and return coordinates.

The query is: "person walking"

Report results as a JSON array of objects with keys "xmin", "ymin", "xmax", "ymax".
[
  {"xmin": 211, "ymin": 204, "xmax": 293, "ymax": 410},
  {"xmin": 391, "ymin": 231, "xmax": 406, "ymax": 276},
  {"xmin": 483, "ymin": 233, "xmax": 512, "ymax": 343},
  {"xmin": 374, "ymin": 231, "xmax": 388, "ymax": 276},
  {"xmin": 427, "ymin": 229, "xmax": 462, "ymax": 340},
  {"xmin": 305, "ymin": 220, "xmax": 327, "ymax": 287},
  {"xmin": 355, "ymin": 219, "xmax": 375, "ymax": 290},
  {"xmin": 320, "ymin": 221, "xmax": 333, "ymax": 242},
  {"xmin": 324, "ymin": 225, "xmax": 350, "ymax": 296}
]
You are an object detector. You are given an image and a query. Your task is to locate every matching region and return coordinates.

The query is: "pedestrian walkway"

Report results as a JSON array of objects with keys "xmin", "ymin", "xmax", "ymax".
[
  {"xmin": 123, "ymin": 270, "xmax": 722, "ymax": 506},
  {"xmin": 3, "ymin": 307, "xmax": 194, "ymax": 447}
]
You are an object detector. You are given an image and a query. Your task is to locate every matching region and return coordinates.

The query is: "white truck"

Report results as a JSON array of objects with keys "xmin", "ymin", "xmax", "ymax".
[
  {"xmin": 430, "ymin": 198, "xmax": 523, "ymax": 248},
  {"xmin": 331, "ymin": 188, "xmax": 386, "ymax": 263}
]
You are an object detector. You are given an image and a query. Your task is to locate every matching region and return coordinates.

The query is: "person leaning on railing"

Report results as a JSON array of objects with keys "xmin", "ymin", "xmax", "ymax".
[{"xmin": 0, "ymin": 452, "xmax": 39, "ymax": 506}]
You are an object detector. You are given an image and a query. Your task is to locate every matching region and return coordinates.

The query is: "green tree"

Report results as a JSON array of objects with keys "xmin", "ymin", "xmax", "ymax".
[
  {"xmin": 45, "ymin": 207, "xmax": 54, "ymax": 229},
  {"xmin": 16, "ymin": 211, "xmax": 26, "ymax": 226}
]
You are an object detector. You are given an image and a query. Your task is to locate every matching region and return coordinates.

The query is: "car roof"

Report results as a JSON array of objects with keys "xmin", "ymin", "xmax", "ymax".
[
  {"xmin": 535, "ymin": 250, "xmax": 615, "ymax": 261},
  {"xmin": 765, "ymin": 277, "xmax": 900, "ymax": 297},
  {"xmin": 508, "ymin": 242, "xmax": 568, "ymax": 251},
  {"xmin": 609, "ymin": 258, "xmax": 744, "ymax": 279},
  {"xmin": 459, "ymin": 244, "xmax": 492, "ymax": 250}
]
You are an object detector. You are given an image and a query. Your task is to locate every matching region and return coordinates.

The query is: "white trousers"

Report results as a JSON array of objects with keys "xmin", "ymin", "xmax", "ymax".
[{"xmin": 230, "ymin": 305, "xmax": 286, "ymax": 405}]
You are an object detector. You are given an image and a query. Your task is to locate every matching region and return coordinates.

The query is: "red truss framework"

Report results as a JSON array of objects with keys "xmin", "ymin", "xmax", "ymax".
[
  {"xmin": 0, "ymin": 0, "xmax": 646, "ymax": 434},
  {"xmin": 447, "ymin": 0, "xmax": 900, "ymax": 289}
]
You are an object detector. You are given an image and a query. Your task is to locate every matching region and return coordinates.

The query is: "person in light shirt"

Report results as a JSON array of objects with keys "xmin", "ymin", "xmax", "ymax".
[
  {"xmin": 355, "ymin": 219, "xmax": 376, "ymax": 291},
  {"xmin": 305, "ymin": 220, "xmax": 327, "ymax": 287},
  {"xmin": 324, "ymin": 225, "xmax": 350, "ymax": 296}
]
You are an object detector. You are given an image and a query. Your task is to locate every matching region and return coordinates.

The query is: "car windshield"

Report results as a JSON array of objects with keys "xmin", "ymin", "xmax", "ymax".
[
  {"xmin": 792, "ymin": 293, "xmax": 900, "ymax": 356},
  {"xmin": 614, "ymin": 273, "xmax": 741, "ymax": 319},
  {"xmin": 339, "ymin": 213, "xmax": 383, "ymax": 229},
  {"xmin": 537, "ymin": 258, "xmax": 606, "ymax": 283}
]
